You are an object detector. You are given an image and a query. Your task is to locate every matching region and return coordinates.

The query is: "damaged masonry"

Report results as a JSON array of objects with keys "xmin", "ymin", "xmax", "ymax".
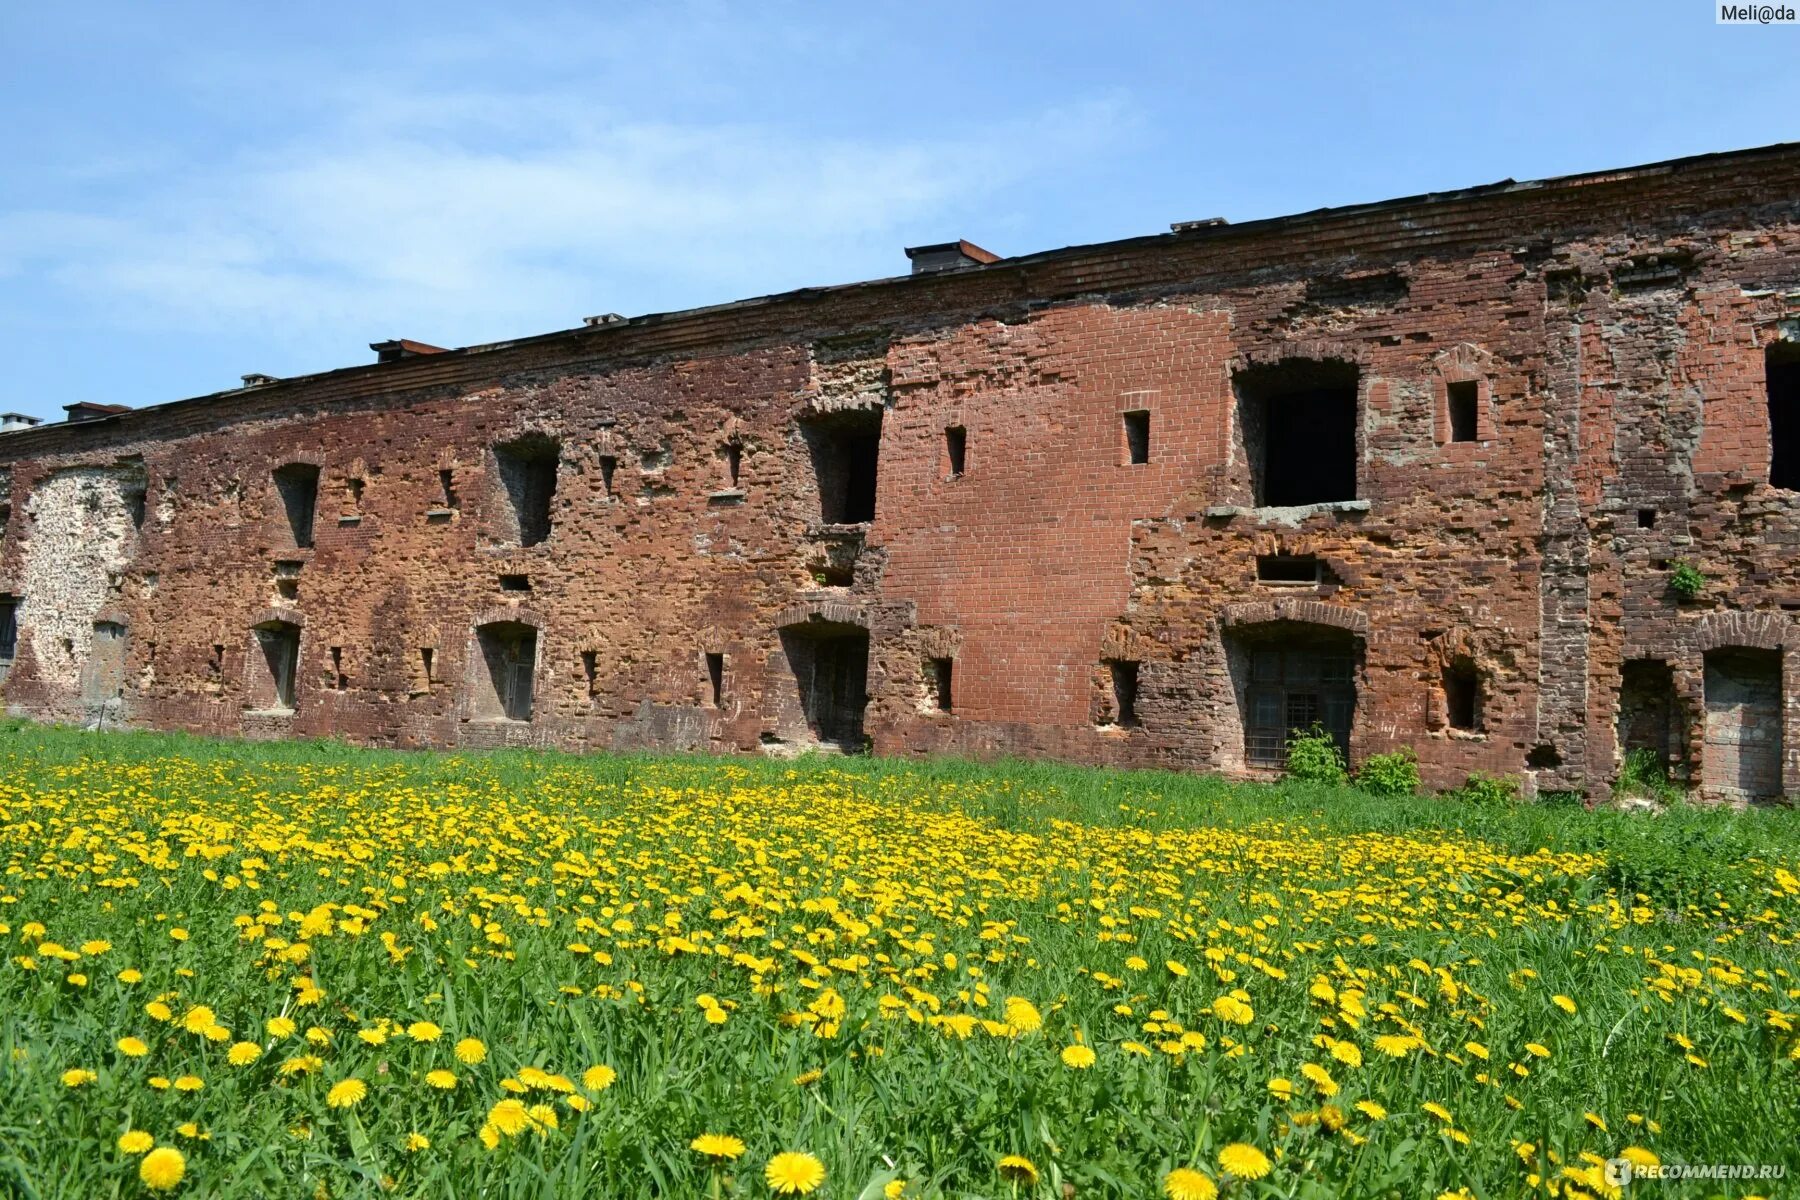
[{"xmin": 4, "ymin": 144, "xmax": 1800, "ymax": 802}]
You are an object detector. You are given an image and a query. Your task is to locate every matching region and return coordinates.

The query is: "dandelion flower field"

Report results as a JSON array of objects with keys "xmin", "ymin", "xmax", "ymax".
[{"xmin": 2, "ymin": 725, "xmax": 1798, "ymax": 1198}]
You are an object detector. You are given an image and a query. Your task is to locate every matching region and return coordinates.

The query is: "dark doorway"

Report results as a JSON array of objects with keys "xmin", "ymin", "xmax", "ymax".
[
  {"xmin": 1235, "ymin": 359, "xmax": 1359, "ymax": 507},
  {"xmin": 1703, "ymin": 647, "xmax": 1783, "ymax": 801},
  {"xmin": 253, "ymin": 621, "xmax": 301, "ymax": 711},
  {"xmin": 780, "ymin": 623, "xmax": 870, "ymax": 747},
  {"xmin": 0, "ymin": 594, "xmax": 17, "ymax": 681},
  {"xmin": 802, "ymin": 409, "xmax": 882, "ymax": 524},
  {"xmin": 475, "ymin": 622, "xmax": 538, "ymax": 721},
  {"xmin": 1227, "ymin": 622, "xmax": 1357, "ymax": 768}
]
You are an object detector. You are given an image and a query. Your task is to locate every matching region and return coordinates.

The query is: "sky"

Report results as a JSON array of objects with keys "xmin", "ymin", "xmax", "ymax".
[{"xmin": 0, "ymin": 1, "xmax": 1794, "ymax": 420}]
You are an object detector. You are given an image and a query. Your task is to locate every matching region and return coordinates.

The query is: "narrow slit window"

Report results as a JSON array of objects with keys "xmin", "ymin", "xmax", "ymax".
[
  {"xmin": 1122, "ymin": 410, "xmax": 1150, "ymax": 465},
  {"xmin": 706, "ymin": 652, "xmax": 724, "ymax": 707},
  {"xmin": 1107, "ymin": 659, "xmax": 1139, "ymax": 727},
  {"xmin": 1769, "ymin": 345, "xmax": 1800, "ymax": 490},
  {"xmin": 724, "ymin": 443, "xmax": 743, "ymax": 489},
  {"xmin": 1444, "ymin": 659, "xmax": 1480, "ymax": 732},
  {"xmin": 926, "ymin": 656, "xmax": 954, "ymax": 713},
  {"xmin": 439, "ymin": 469, "xmax": 458, "ymax": 510},
  {"xmin": 581, "ymin": 650, "xmax": 599, "ymax": 698},
  {"xmin": 272, "ymin": 464, "xmax": 320, "ymax": 548},
  {"xmin": 944, "ymin": 426, "xmax": 967, "ymax": 478},
  {"xmin": 329, "ymin": 646, "xmax": 347, "ymax": 691},
  {"xmin": 599, "ymin": 455, "xmax": 618, "ymax": 498},
  {"xmin": 419, "ymin": 647, "xmax": 436, "ymax": 689},
  {"xmin": 1446, "ymin": 380, "xmax": 1479, "ymax": 443}
]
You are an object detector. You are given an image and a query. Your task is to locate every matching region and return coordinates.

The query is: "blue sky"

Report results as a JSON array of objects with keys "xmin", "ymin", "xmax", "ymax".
[{"xmin": 0, "ymin": 1, "xmax": 1793, "ymax": 420}]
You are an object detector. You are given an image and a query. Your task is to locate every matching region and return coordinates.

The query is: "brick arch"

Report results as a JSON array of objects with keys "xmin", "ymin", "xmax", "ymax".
[
  {"xmin": 472, "ymin": 604, "xmax": 546, "ymax": 630},
  {"xmin": 1219, "ymin": 600, "xmax": 1368, "ymax": 636},
  {"xmin": 249, "ymin": 606, "xmax": 304, "ymax": 629},
  {"xmin": 775, "ymin": 600, "xmax": 867, "ymax": 631},
  {"xmin": 1693, "ymin": 611, "xmax": 1789, "ymax": 653},
  {"xmin": 270, "ymin": 452, "xmax": 323, "ymax": 469},
  {"xmin": 1231, "ymin": 340, "xmax": 1370, "ymax": 373}
]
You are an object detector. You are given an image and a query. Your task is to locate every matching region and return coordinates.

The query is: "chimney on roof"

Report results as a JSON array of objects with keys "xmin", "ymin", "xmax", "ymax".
[
  {"xmin": 904, "ymin": 239, "xmax": 1000, "ymax": 275},
  {"xmin": 582, "ymin": 313, "xmax": 626, "ymax": 327},
  {"xmin": 241, "ymin": 373, "xmax": 279, "ymax": 388},
  {"xmin": 63, "ymin": 401, "xmax": 132, "ymax": 423},
  {"xmin": 0, "ymin": 412, "xmax": 44, "ymax": 433},
  {"xmin": 370, "ymin": 339, "xmax": 449, "ymax": 363}
]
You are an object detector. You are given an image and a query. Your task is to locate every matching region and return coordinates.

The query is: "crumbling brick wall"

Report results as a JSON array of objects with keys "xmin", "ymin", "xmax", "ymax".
[{"xmin": 2, "ymin": 145, "xmax": 1799, "ymax": 801}]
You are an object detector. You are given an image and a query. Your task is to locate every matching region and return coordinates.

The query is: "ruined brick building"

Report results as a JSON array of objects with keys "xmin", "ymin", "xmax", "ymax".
[{"xmin": 3, "ymin": 144, "xmax": 1799, "ymax": 802}]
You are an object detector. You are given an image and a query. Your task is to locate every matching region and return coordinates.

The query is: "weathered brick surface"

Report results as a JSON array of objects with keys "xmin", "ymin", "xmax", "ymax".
[{"xmin": 3, "ymin": 145, "xmax": 1800, "ymax": 800}]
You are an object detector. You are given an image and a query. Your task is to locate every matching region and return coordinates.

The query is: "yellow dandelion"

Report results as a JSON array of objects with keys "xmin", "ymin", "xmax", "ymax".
[
  {"xmin": 765, "ymin": 1151, "xmax": 827, "ymax": 1194},
  {"xmin": 1553, "ymin": 994, "xmax": 1578, "ymax": 1014},
  {"xmin": 61, "ymin": 1068, "xmax": 97, "ymax": 1088},
  {"xmin": 405, "ymin": 1132, "xmax": 430, "ymax": 1152},
  {"xmin": 180, "ymin": 1006, "xmax": 215, "ymax": 1035},
  {"xmin": 326, "ymin": 1078, "xmax": 367, "ymax": 1108},
  {"xmin": 997, "ymin": 1155, "xmax": 1040, "ymax": 1184},
  {"xmin": 227, "ymin": 1042, "xmax": 261, "ymax": 1066},
  {"xmin": 117, "ymin": 1036, "xmax": 149, "ymax": 1058},
  {"xmin": 1166, "ymin": 960, "xmax": 1189, "ymax": 978},
  {"xmin": 1620, "ymin": 1146, "xmax": 1659, "ymax": 1170},
  {"xmin": 454, "ymin": 1037, "xmax": 487, "ymax": 1065},
  {"xmin": 173, "ymin": 1075, "xmax": 203, "ymax": 1092},
  {"xmin": 691, "ymin": 1133, "xmax": 746, "ymax": 1160},
  {"xmin": 488, "ymin": 1098, "xmax": 530, "ymax": 1136},
  {"xmin": 1217, "ymin": 1143, "xmax": 1272, "ymax": 1180},
  {"xmin": 1061, "ymin": 1044, "xmax": 1097, "ymax": 1069},
  {"xmin": 407, "ymin": 1020, "xmax": 442, "ymax": 1043},
  {"xmin": 583, "ymin": 1064, "xmax": 617, "ymax": 1092},
  {"xmin": 1373, "ymin": 1034, "xmax": 1418, "ymax": 1057},
  {"xmin": 478, "ymin": 1123, "xmax": 501, "ymax": 1150},
  {"xmin": 1004, "ymin": 996, "xmax": 1043, "ymax": 1033},
  {"xmin": 527, "ymin": 1103, "xmax": 559, "ymax": 1133},
  {"xmin": 266, "ymin": 1017, "xmax": 296, "ymax": 1040},
  {"xmin": 1525, "ymin": 1042, "xmax": 1551, "ymax": 1059},
  {"xmin": 1163, "ymin": 1167, "xmax": 1218, "ymax": 1200},
  {"xmin": 1356, "ymin": 1099, "xmax": 1388, "ymax": 1120},
  {"xmin": 139, "ymin": 1146, "xmax": 185, "ymax": 1192},
  {"xmin": 118, "ymin": 1130, "xmax": 155, "ymax": 1155}
]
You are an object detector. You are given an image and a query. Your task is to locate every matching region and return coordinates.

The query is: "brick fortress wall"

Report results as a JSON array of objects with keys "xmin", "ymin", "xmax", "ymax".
[{"xmin": 3, "ymin": 145, "xmax": 1799, "ymax": 801}]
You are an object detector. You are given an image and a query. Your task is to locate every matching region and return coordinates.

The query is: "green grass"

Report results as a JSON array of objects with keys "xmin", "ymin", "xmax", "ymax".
[{"xmin": 0, "ymin": 720, "xmax": 1796, "ymax": 1199}]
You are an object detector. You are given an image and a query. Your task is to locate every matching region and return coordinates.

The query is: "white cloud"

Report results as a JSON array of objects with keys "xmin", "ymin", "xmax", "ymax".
[{"xmin": 1, "ymin": 81, "xmax": 1136, "ymax": 354}]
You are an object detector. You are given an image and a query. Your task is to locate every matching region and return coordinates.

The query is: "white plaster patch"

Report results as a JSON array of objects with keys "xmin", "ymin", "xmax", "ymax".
[{"xmin": 18, "ymin": 468, "xmax": 137, "ymax": 686}]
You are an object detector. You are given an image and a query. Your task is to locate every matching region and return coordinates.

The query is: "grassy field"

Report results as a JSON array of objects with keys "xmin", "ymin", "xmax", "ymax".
[{"xmin": 0, "ymin": 722, "xmax": 1796, "ymax": 1199}]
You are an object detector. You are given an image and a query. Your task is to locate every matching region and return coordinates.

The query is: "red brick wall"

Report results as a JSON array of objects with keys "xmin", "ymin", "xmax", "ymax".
[{"xmin": 2, "ymin": 146, "xmax": 1799, "ymax": 800}]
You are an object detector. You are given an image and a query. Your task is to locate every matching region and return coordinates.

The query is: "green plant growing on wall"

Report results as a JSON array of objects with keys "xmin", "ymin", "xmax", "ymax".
[
  {"xmin": 1668, "ymin": 559, "xmax": 1706, "ymax": 602},
  {"xmin": 1284, "ymin": 723, "xmax": 1348, "ymax": 786}
]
